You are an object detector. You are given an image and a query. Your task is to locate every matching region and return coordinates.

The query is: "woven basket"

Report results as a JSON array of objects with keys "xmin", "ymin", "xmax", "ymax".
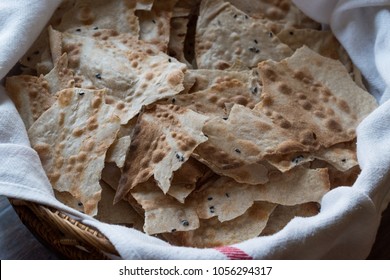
[{"xmin": 9, "ymin": 198, "xmax": 120, "ymax": 260}]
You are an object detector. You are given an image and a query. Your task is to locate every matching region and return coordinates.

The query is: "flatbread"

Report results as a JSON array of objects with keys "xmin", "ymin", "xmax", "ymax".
[
  {"xmin": 19, "ymin": 29, "xmax": 52, "ymax": 73},
  {"xmin": 168, "ymin": 12, "xmax": 192, "ymax": 67},
  {"xmin": 254, "ymin": 47, "xmax": 377, "ymax": 151},
  {"xmin": 261, "ymin": 202, "xmax": 320, "ymax": 236},
  {"xmin": 314, "ymin": 141, "xmax": 358, "ymax": 172},
  {"xmin": 28, "ymin": 88, "xmax": 121, "ymax": 216},
  {"xmin": 106, "ymin": 135, "xmax": 131, "ymax": 168},
  {"xmin": 56, "ymin": 0, "xmax": 140, "ymax": 36},
  {"xmin": 43, "ymin": 53, "xmax": 76, "ymax": 94},
  {"xmin": 284, "ymin": 46, "xmax": 377, "ymax": 125},
  {"xmin": 265, "ymin": 141, "xmax": 358, "ymax": 173},
  {"xmin": 54, "ymin": 190, "xmax": 85, "ymax": 213},
  {"xmin": 194, "ymin": 104, "xmax": 301, "ymax": 184},
  {"xmin": 182, "ymin": 68, "xmax": 260, "ymax": 94},
  {"xmin": 101, "ymin": 162, "xmax": 122, "ymax": 191},
  {"xmin": 254, "ymin": 167, "xmax": 330, "ymax": 205},
  {"xmin": 226, "ymin": 0, "xmax": 321, "ymax": 30},
  {"xmin": 5, "ymin": 75, "xmax": 55, "ymax": 129},
  {"xmin": 130, "ymin": 179, "xmax": 199, "ymax": 235},
  {"xmin": 277, "ymin": 28, "xmax": 352, "ymax": 72},
  {"xmin": 196, "ymin": 0, "xmax": 293, "ymax": 69},
  {"xmin": 167, "ymin": 157, "xmax": 209, "ymax": 203},
  {"xmin": 136, "ymin": 0, "xmax": 178, "ymax": 52},
  {"xmin": 193, "ymin": 167, "xmax": 329, "ymax": 222},
  {"xmin": 164, "ymin": 69, "xmax": 261, "ymax": 118},
  {"xmin": 165, "ymin": 202, "xmax": 276, "ymax": 248},
  {"xmin": 51, "ymin": 28, "xmax": 187, "ymax": 124},
  {"xmin": 115, "ymin": 104, "xmax": 208, "ymax": 202},
  {"xmin": 19, "ymin": 0, "xmax": 76, "ymax": 73},
  {"xmin": 96, "ymin": 181, "xmax": 144, "ymax": 230},
  {"xmin": 136, "ymin": 0, "xmax": 154, "ymax": 11},
  {"xmin": 310, "ymin": 160, "xmax": 361, "ymax": 189},
  {"xmin": 101, "ymin": 161, "xmax": 146, "ymax": 216},
  {"xmin": 192, "ymin": 176, "xmax": 263, "ymax": 222}
]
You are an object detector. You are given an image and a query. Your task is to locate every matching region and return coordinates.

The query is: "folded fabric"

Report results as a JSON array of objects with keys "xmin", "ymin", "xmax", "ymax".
[{"xmin": 1, "ymin": 0, "xmax": 390, "ymax": 259}]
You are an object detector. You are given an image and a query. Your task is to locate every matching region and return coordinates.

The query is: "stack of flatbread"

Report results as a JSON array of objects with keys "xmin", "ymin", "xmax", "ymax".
[{"xmin": 5, "ymin": 0, "xmax": 377, "ymax": 248}]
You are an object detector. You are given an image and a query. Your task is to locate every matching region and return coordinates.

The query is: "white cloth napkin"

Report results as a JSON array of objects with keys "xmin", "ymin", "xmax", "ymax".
[{"xmin": 1, "ymin": 0, "xmax": 390, "ymax": 259}]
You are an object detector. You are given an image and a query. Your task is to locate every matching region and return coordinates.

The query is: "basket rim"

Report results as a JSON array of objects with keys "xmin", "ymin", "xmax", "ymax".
[{"xmin": 9, "ymin": 198, "xmax": 120, "ymax": 259}]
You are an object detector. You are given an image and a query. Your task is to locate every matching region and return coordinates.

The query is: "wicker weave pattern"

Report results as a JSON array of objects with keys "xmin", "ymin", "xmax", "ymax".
[{"xmin": 10, "ymin": 199, "xmax": 119, "ymax": 260}]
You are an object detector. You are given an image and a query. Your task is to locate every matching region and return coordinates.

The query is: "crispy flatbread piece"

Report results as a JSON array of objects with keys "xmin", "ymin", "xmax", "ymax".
[
  {"xmin": 51, "ymin": 28, "xmax": 187, "ymax": 124},
  {"xmin": 254, "ymin": 47, "xmax": 377, "ymax": 150},
  {"xmin": 28, "ymin": 88, "xmax": 121, "ymax": 216},
  {"xmin": 5, "ymin": 75, "xmax": 55, "ymax": 129},
  {"xmin": 226, "ymin": 0, "xmax": 321, "ymax": 30},
  {"xmin": 196, "ymin": 0, "xmax": 293, "ymax": 69},
  {"xmin": 130, "ymin": 179, "xmax": 199, "ymax": 235},
  {"xmin": 165, "ymin": 70, "xmax": 261, "ymax": 118},
  {"xmin": 166, "ymin": 202, "xmax": 276, "ymax": 248},
  {"xmin": 261, "ymin": 202, "xmax": 320, "ymax": 236},
  {"xmin": 106, "ymin": 135, "xmax": 131, "ymax": 168},
  {"xmin": 97, "ymin": 181, "xmax": 144, "ymax": 230},
  {"xmin": 56, "ymin": 0, "xmax": 140, "ymax": 36},
  {"xmin": 193, "ymin": 167, "xmax": 329, "ymax": 222},
  {"xmin": 115, "ymin": 104, "xmax": 208, "ymax": 202},
  {"xmin": 136, "ymin": 0, "xmax": 178, "ymax": 52},
  {"xmin": 167, "ymin": 157, "xmax": 208, "ymax": 203}
]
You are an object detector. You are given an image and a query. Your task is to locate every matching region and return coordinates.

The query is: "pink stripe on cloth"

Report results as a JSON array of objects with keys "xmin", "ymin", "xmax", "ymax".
[{"xmin": 214, "ymin": 246, "xmax": 253, "ymax": 260}]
